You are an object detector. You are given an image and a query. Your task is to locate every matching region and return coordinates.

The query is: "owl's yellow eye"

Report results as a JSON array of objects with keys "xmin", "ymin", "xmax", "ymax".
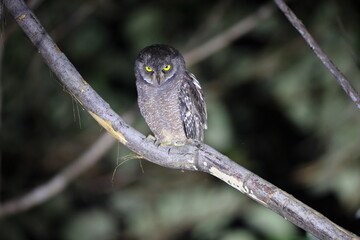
[
  {"xmin": 163, "ymin": 65, "xmax": 171, "ymax": 71},
  {"xmin": 145, "ymin": 66, "xmax": 153, "ymax": 72}
]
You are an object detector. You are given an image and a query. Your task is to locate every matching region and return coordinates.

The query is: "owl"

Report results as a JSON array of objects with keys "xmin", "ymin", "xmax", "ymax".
[{"xmin": 135, "ymin": 44, "xmax": 207, "ymax": 145}]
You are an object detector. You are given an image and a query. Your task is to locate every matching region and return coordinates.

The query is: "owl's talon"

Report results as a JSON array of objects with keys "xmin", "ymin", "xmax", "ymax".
[
  {"xmin": 146, "ymin": 135, "xmax": 163, "ymax": 147},
  {"xmin": 146, "ymin": 134, "xmax": 157, "ymax": 143},
  {"xmin": 184, "ymin": 139, "xmax": 200, "ymax": 146},
  {"xmin": 155, "ymin": 141, "xmax": 162, "ymax": 148}
]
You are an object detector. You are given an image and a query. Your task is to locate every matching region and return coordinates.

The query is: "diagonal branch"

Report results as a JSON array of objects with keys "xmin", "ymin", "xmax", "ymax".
[
  {"xmin": 2, "ymin": 0, "xmax": 359, "ymax": 239},
  {"xmin": 0, "ymin": 132, "xmax": 115, "ymax": 217},
  {"xmin": 273, "ymin": 0, "xmax": 360, "ymax": 110},
  {"xmin": 184, "ymin": 2, "xmax": 274, "ymax": 66}
]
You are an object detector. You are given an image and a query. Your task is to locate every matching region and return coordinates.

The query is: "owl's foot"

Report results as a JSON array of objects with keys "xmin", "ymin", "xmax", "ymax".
[
  {"xmin": 146, "ymin": 135, "xmax": 203, "ymax": 151},
  {"xmin": 158, "ymin": 139, "xmax": 203, "ymax": 147},
  {"xmin": 146, "ymin": 134, "xmax": 157, "ymax": 143},
  {"xmin": 160, "ymin": 139, "xmax": 203, "ymax": 156},
  {"xmin": 146, "ymin": 135, "xmax": 164, "ymax": 147},
  {"xmin": 145, "ymin": 135, "xmax": 183, "ymax": 147}
]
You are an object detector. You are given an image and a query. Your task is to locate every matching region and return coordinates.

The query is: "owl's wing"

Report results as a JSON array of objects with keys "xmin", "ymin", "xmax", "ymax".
[{"xmin": 179, "ymin": 71, "xmax": 207, "ymax": 141}]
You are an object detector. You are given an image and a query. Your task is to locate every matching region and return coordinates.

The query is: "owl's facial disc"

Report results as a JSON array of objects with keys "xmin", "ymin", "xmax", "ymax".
[
  {"xmin": 142, "ymin": 62, "xmax": 175, "ymax": 86},
  {"xmin": 135, "ymin": 44, "xmax": 186, "ymax": 86}
]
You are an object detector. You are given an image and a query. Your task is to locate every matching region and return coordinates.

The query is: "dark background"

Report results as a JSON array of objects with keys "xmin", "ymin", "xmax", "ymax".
[{"xmin": 1, "ymin": 0, "xmax": 360, "ymax": 239}]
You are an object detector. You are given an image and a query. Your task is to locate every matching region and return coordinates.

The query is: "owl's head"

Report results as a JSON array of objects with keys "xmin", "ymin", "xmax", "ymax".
[{"xmin": 135, "ymin": 44, "xmax": 186, "ymax": 86}]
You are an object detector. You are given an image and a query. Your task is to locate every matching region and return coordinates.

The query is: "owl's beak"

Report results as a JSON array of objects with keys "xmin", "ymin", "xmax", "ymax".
[{"xmin": 153, "ymin": 72, "xmax": 165, "ymax": 85}]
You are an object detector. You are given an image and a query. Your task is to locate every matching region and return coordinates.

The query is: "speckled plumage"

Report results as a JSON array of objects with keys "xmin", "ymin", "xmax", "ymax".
[{"xmin": 135, "ymin": 44, "xmax": 207, "ymax": 144}]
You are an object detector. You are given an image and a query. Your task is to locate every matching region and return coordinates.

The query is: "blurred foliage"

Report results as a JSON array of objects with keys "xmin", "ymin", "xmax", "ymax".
[{"xmin": 1, "ymin": 0, "xmax": 360, "ymax": 239}]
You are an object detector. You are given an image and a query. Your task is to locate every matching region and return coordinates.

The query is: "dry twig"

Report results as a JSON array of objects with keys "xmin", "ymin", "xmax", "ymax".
[
  {"xmin": 273, "ymin": 0, "xmax": 360, "ymax": 109},
  {"xmin": 0, "ymin": 131, "xmax": 114, "ymax": 217},
  {"xmin": 184, "ymin": 2, "xmax": 274, "ymax": 66}
]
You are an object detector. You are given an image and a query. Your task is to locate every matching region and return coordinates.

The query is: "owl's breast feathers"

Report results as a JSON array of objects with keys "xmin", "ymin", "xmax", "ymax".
[
  {"xmin": 136, "ymin": 77, "xmax": 188, "ymax": 143},
  {"xmin": 136, "ymin": 71, "xmax": 207, "ymax": 143}
]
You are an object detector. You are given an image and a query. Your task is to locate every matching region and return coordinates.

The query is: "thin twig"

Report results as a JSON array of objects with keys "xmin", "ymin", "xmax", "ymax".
[
  {"xmin": 184, "ymin": 0, "xmax": 232, "ymax": 49},
  {"xmin": 0, "ymin": 131, "xmax": 115, "ymax": 217},
  {"xmin": 184, "ymin": 2, "xmax": 274, "ymax": 66},
  {"xmin": 50, "ymin": 0, "xmax": 98, "ymax": 41},
  {"xmin": 2, "ymin": 0, "xmax": 359, "ymax": 239},
  {"xmin": 273, "ymin": 0, "xmax": 360, "ymax": 110}
]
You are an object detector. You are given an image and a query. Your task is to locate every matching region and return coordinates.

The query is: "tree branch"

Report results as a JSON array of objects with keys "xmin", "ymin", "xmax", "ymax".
[
  {"xmin": 184, "ymin": 2, "xmax": 274, "ymax": 66},
  {"xmin": 0, "ymin": 132, "xmax": 115, "ymax": 217},
  {"xmin": 2, "ymin": 0, "xmax": 359, "ymax": 239},
  {"xmin": 273, "ymin": 0, "xmax": 360, "ymax": 110}
]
